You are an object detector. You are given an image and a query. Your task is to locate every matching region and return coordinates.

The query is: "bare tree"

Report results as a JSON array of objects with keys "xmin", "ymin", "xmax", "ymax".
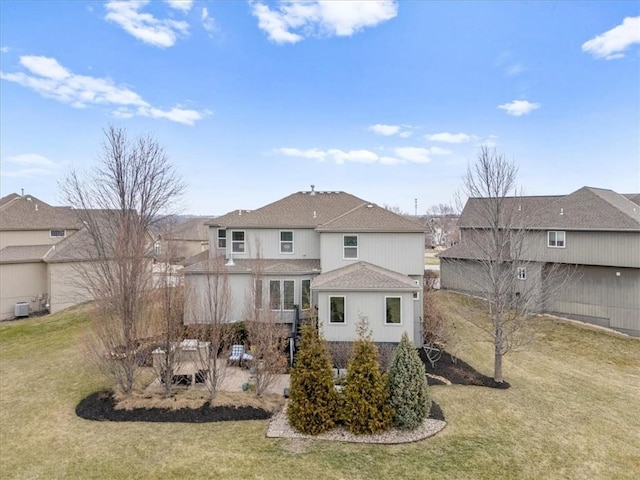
[
  {"xmin": 244, "ymin": 241, "xmax": 289, "ymax": 396},
  {"xmin": 425, "ymin": 203, "xmax": 460, "ymax": 247},
  {"xmin": 149, "ymin": 226, "xmax": 186, "ymax": 398},
  {"xmin": 186, "ymin": 254, "xmax": 233, "ymax": 401},
  {"xmin": 61, "ymin": 126, "xmax": 185, "ymax": 395},
  {"xmin": 449, "ymin": 147, "xmax": 572, "ymax": 383}
]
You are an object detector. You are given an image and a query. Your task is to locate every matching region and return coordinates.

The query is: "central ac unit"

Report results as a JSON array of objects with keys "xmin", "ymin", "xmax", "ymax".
[{"xmin": 15, "ymin": 302, "xmax": 29, "ymax": 318}]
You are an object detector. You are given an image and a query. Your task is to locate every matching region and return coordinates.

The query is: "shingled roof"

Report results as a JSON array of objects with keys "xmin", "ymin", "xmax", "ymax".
[
  {"xmin": 0, "ymin": 193, "xmax": 82, "ymax": 231},
  {"xmin": 317, "ymin": 203, "xmax": 425, "ymax": 233},
  {"xmin": 458, "ymin": 187, "xmax": 640, "ymax": 231},
  {"xmin": 311, "ymin": 262, "xmax": 418, "ymax": 290},
  {"xmin": 0, "ymin": 244, "xmax": 53, "ymax": 264},
  {"xmin": 183, "ymin": 256, "xmax": 321, "ymax": 275},
  {"xmin": 207, "ymin": 189, "xmax": 425, "ymax": 232}
]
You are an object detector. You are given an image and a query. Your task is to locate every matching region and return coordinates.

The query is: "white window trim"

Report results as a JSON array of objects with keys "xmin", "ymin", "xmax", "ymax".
[
  {"xmin": 279, "ymin": 230, "xmax": 294, "ymax": 254},
  {"xmin": 231, "ymin": 230, "xmax": 246, "ymax": 253},
  {"xmin": 329, "ymin": 295, "xmax": 346, "ymax": 325},
  {"xmin": 385, "ymin": 296, "xmax": 403, "ymax": 325},
  {"xmin": 269, "ymin": 279, "xmax": 296, "ymax": 311},
  {"xmin": 49, "ymin": 229, "xmax": 66, "ymax": 238},
  {"xmin": 413, "ymin": 291, "xmax": 420, "ymax": 300},
  {"xmin": 547, "ymin": 231, "xmax": 566, "ymax": 248},
  {"xmin": 517, "ymin": 267, "xmax": 526, "ymax": 281},
  {"xmin": 217, "ymin": 229, "xmax": 226, "ymax": 249},
  {"xmin": 343, "ymin": 234, "xmax": 358, "ymax": 260}
]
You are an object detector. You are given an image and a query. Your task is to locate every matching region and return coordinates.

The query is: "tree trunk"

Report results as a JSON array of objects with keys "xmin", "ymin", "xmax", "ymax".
[{"xmin": 494, "ymin": 348, "xmax": 503, "ymax": 384}]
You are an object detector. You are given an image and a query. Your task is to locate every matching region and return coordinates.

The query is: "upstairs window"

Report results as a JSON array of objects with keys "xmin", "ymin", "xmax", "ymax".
[
  {"xmin": 548, "ymin": 231, "xmax": 566, "ymax": 248},
  {"xmin": 329, "ymin": 296, "xmax": 345, "ymax": 323},
  {"xmin": 50, "ymin": 229, "xmax": 66, "ymax": 238},
  {"xmin": 343, "ymin": 235, "xmax": 358, "ymax": 259},
  {"xmin": 280, "ymin": 230, "xmax": 294, "ymax": 254},
  {"xmin": 231, "ymin": 231, "xmax": 245, "ymax": 253},
  {"xmin": 385, "ymin": 297, "xmax": 402, "ymax": 324},
  {"xmin": 217, "ymin": 229, "xmax": 226, "ymax": 249}
]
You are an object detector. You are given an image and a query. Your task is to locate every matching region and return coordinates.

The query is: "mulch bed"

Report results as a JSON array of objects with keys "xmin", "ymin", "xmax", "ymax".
[
  {"xmin": 77, "ymin": 390, "xmax": 446, "ymax": 424},
  {"xmin": 76, "ymin": 350, "xmax": 504, "ymax": 423},
  {"xmin": 76, "ymin": 390, "xmax": 272, "ymax": 423},
  {"xmin": 419, "ymin": 349, "xmax": 511, "ymax": 389}
]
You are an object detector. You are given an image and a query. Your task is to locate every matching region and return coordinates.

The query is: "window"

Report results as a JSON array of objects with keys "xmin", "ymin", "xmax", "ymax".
[
  {"xmin": 548, "ymin": 231, "xmax": 566, "ymax": 248},
  {"xmin": 413, "ymin": 291, "xmax": 420, "ymax": 300},
  {"xmin": 329, "ymin": 296, "xmax": 345, "ymax": 323},
  {"xmin": 269, "ymin": 279, "xmax": 295, "ymax": 311},
  {"xmin": 385, "ymin": 297, "xmax": 402, "ymax": 324},
  {"xmin": 154, "ymin": 241, "xmax": 161, "ymax": 255},
  {"xmin": 217, "ymin": 229, "xmax": 226, "ymax": 249},
  {"xmin": 280, "ymin": 231, "xmax": 294, "ymax": 254},
  {"xmin": 269, "ymin": 280, "xmax": 281, "ymax": 310},
  {"xmin": 283, "ymin": 280, "xmax": 295, "ymax": 310},
  {"xmin": 343, "ymin": 235, "xmax": 358, "ymax": 259},
  {"xmin": 517, "ymin": 267, "xmax": 526, "ymax": 280},
  {"xmin": 231, "ymin": 231, "xmax": 245, "ymax": 253},
  {"xmin": 50, "ymin": 229, "xmax": 66, "ymax": 238},
  {"xmin": 301, "ymin": 279, "xmax": 311, "ymax": 310}
]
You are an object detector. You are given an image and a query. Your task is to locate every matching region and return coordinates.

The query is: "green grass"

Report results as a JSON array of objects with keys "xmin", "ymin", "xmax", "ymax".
[{"xmin": 1, "ymin": 294, "xmax": 639, "ymax": 479}]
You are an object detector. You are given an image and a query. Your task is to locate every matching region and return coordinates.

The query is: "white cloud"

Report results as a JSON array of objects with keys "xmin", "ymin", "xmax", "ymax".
[
  {"xmin": 277, "ymin": 144, "xmax": 451, "ymax": 165},
  {"xmin": 165, "ymin": 0, "xmax": 193, "ymax": 13},
  {"xmin": 201, "ymin": 7, "xmax": 215, "ymax": 33},
  {"xmin": 497, "ymin": 99, "xmax": 540, "ymax": 117},
  {"xmin": 426, "ymin": 132, "xmax": 477, "ymax": 144},
  {"xmin": 398, "ymin": 131, "xmax": 412, "ymax": 138},
  {"xmin": 582, "ymin": 16, "xmax": 640, "ymax": 60},
  {"xmin": 478, "ymin": 135, "xmax": 498, "ymax": 148},
  {"xmin": 105, "ymin": 0, "xmax": 189, "ymax": 48},
  {"xmin": 1, "ymin": 153, "xmax": 63, "ymax": 178},
  {"xmin": 369, "ymin": 123, "xmax": 401, "ymax": 136},
  {"xmin": 1, "ymin": 46, "xmax": 9, "ymax": 53},
  {"xmin": 1, "ymin": 55, "xmax": 206, "ymax": 125},
  {"xmin": 251, "ymin": 1, "xmax": 398, "ymax": 44}
]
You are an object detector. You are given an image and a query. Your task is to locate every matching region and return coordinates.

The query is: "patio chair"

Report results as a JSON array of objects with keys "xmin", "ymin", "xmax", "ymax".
[{"xmin": 229, "ymin": 344, "xmax": 253, "ymax": 367}]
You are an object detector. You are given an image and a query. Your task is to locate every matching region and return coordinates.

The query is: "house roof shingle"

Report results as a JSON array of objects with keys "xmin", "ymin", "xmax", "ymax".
[
  {"xmin": 0, "ymin": 244, "xmax": 53, "ymax": 264},
  {"xmin": 207, "ymin": 190, "xmax": 366, "ymax": 229},
  {"xmin": 317, "ymin": 203, "xmax": 425, "ymax": 233},
  {"xmin": 183, "ymin": 255, "xmax": 321, "ymax": 275},
  {"xmin": 0, "ymin": 193, "xmax": 83, "ymax": 231},
  {"xmin": 311, "ymin": 261, "xmax": 418, "ymax": 290},
  {"xmin": 458, "ymin": 187, "xmax": 640, "ymax": 231}
]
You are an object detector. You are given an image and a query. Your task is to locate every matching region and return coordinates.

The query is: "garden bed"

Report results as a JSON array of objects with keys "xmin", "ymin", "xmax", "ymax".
[{"xmin": 419, "ymin": 349, "xmax": 511, "ymax": 389}]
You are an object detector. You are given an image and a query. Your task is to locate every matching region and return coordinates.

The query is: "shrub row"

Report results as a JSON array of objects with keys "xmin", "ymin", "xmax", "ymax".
[{"xmin": 288, "ymin": 325, "xmax": 430, "ymax": 435}]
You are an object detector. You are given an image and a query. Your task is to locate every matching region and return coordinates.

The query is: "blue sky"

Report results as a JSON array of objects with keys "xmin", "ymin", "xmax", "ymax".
[{"xmin": 1, "ymin": 1, "xmax": 639, "ymax": 215}]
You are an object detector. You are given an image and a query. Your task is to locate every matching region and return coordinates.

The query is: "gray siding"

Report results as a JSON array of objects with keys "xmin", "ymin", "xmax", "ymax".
[
  {"xmin": 545, "ymin": 265, "xmax": 640, "ymax": 335},
  {"xmin": 215, "ymin": 228, "xmax": 320, "ymax": 260},
  {"xmin": 520, "ymin": 230, "xmax": 640, "ymax": 268},
  {"xmin": 320, "ymin": 232, "xmax": 424, "ymax": 275},
  {"xmin": 318, "ymin": 290, "xmax": 417, "ymax": 344},
  {"xmin": 0, "ymin": 262, "xmax": 48, "ymax": 320}
]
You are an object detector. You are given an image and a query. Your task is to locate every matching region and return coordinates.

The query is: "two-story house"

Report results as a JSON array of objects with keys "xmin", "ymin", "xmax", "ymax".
[
  {"xmin": 0, "ymin": 193, "xmax": 85, "ymax": 319},
  {"xmin": 439, "ymin": 187, "xmax": 640, "ymax": 336},
  {"xmin": 182, "ymin": 188, "xmax": 426, "ymax": 345}
]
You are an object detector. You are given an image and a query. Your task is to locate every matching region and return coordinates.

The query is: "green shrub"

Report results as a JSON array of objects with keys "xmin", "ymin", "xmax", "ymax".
[
  {"xmin": 387, "ymin": 332, "xmax": 431, "ymax": 430},
  {"xmin": 342, "ymin": 321, "xmax": 393, "ymax": 435},
  {"xmin": 287, "ymin": 323, "xmax": 338, "ymax": 435}
]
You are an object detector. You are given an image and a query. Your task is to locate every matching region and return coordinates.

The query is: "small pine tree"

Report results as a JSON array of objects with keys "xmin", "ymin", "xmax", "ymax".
[
  {"xmin": 342, "ymin": 317, "xmax": 393, "ymax": 435},
  {"xmin": 287, "ymin": 323, "xmax": 338, "ymax": 435},
  {"xmin": 387, "ymin": 332, "xmax": 431, "ymax": 430}
]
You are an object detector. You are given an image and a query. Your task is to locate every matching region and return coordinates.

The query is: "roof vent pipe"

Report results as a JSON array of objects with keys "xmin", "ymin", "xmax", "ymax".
[
  {"xmin": 310, "ymin": 185, "xmax": 316, "ymax": 195},
  {"xmin": 560, "ymin": 208, "xmax": 564, "ymax": 215},
  {"xmin": 313, "ymin": 210, "xmax": 316, "ymax": 218}
]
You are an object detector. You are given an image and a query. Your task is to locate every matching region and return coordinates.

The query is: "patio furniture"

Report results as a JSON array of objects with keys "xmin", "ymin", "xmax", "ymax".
[
  {"xmin": 229, "ymin": 344, "xmax": 253, "ymax": 367},
  {"xmin": 152, "ymin": 340, "xmax": 210, "ymax": 387}
]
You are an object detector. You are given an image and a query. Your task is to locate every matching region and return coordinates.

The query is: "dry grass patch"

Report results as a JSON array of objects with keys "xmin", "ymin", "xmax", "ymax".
[{"xmin": 113, "ymin": 389, "xmax": 284, "ymax": 412}]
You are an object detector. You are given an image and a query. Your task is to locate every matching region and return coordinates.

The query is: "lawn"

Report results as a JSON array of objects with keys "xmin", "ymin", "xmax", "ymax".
[{"xmin": 1, "ymin": 294, "xmax": 639, "ymax": 479}]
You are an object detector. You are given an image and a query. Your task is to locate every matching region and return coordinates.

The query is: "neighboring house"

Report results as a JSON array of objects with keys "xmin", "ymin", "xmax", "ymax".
[
  {"xmin": 0, "ymin": 193, "xmax": 86, "ymax": 319},
  {"xmin": 439, "ymin": 186, "xmax": 640, "ymax": 336},
  {"xmin": 152, "ymin": 217, "xmax": 209, "ymax": 263},
  {"xmin": 183, "ymin": 187, "xmax": 426, "ymax": 345}
]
